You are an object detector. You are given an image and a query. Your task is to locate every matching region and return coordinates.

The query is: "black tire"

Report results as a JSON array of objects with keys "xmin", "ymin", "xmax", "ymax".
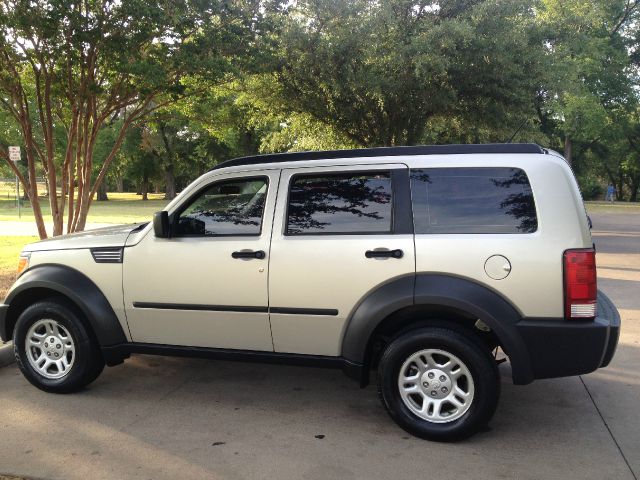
[
  {"xmin": 13, "ymin": 299, "xmax": 105, "ymax": 393},
  {"xmin": 377, "ymin": 327, "xmax": 500, "ymax": 442}
]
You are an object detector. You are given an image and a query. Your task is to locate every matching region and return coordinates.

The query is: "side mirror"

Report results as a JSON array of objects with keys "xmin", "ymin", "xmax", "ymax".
[{"xmin": 153, "ymin": 211, "xmax": 170, "ymax": 238}]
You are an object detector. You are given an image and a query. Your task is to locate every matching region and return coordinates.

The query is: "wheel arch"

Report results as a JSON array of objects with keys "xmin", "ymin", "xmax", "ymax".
[
  {"xmin": 2, "ymin": 264, "xmax": 127, "ymax": 352},
  {"xmin": 340, "ymin": 274, "xmax": 534, "ymax": 386}
]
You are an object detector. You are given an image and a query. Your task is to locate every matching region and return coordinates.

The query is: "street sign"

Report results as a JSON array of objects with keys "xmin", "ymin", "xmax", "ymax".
[
  {"xmin": 8, "ymin": 146, "xmax": 22, "ymax": 218},
  {"xmin": 8, "ymin": 146, "xmax": 21, "ymax": 162}
]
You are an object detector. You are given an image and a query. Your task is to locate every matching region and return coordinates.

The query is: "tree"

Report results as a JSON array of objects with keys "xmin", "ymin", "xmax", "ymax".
[
  {"xmin": 270, "ymin": 0, "xmax": 548, "ymax": 147},
  {"xmin": 136, "ymin": 108, "xmax": 213, "ymax": 200},
  {"xmin": 0, "ymin": 0, "xmax": 266, "ymax": 237},
  {"xmin": 537, "ymin": 0, "xmax": 639, "ymax": 166},
  {"xmin": 122, "ymin": 126, "xmax": 161, "ymax": 201}
]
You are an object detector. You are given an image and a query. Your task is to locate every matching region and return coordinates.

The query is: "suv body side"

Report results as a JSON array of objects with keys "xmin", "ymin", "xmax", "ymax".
[
  {"xmin": 403, "ymin": 153, "xmax": 592, "ymax": 319},
  {"xmin": 0, "ymin": 148, "xmax": 617, "ymax": 388}
]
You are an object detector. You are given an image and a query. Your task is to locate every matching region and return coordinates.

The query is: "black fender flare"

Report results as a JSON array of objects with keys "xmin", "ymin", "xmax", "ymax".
[
  {"xmin": 341, "ymin": 274, "xmax": 534, "ymax": 385},
  {"xmin": 2, "ymin": 264, "xmax": 127, "ymax": 348}
]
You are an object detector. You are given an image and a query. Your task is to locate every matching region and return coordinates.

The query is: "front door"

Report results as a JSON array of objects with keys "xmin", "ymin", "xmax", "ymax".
[
  {"xmin": 268, "ymin": 164, "xmax": 415, "ymax": 356},
  {"xmin": 123, "ymin": 171, "xmax": 278, "ymax": 351}
]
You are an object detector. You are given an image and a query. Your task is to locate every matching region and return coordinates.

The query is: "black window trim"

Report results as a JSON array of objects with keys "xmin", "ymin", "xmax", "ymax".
[
  {"xmin": 283, "ymin": 168, "xmax": 412, "ymax": 237},
  {"xmin": 170, "ymin": 175, "xmax": 270, "ymax": 238},
  {"xmin": 409, "ymin": 167, "xmax": 539, "ymax": 235},
  {"xmin": 392, "ymin": 168, "xmax": 414, "ymax": 235}
]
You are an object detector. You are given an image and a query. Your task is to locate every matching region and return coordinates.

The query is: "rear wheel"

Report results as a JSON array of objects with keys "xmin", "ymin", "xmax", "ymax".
[
  {"xmin": 13, "ymin": 299, "xmax": 105, "ymax": 393},
  {"xmin": 377, "ymin": 327, "xmax": 499, "ymax": 441}
]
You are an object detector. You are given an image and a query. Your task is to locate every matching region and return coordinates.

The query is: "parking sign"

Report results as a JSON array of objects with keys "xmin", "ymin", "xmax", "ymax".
[{"xmin": 8, "ymin": 146, "xmax": 21, "ymax": 162}]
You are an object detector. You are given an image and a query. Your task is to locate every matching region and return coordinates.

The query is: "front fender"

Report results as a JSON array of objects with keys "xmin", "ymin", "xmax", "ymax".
[{"xmin": 1, "ymin": 264, "xmax": 127, "ymax": 348}]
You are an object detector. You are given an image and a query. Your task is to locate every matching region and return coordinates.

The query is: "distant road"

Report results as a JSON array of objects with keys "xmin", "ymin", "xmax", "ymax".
[{"xmin": 0, "ymin": 221, "xmax": 115, "ymax": 236}]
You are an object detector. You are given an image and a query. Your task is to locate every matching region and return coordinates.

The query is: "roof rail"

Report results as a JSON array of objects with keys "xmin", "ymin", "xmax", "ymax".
[{"xmin": 212, "ymin": 143, "xmax": 545, "ymax": 171}]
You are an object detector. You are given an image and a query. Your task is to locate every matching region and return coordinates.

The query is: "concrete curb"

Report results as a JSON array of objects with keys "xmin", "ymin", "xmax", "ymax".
[{"xmin": 0, "ymin": 342, "xmax": 15, "ymax": 367}]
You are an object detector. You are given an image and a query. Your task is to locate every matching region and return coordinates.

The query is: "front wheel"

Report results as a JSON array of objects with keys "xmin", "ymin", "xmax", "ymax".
[
  {"xmin": 13, "ymin": 299, "xmax": 105, "ymax": 393},
  {"xmin": 377, "ymin": 327, "xmax": 500, "ymax": 441}
]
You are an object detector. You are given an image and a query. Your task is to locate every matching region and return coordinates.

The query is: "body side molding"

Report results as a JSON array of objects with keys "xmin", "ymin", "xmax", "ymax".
[{"xmin": 133, "ymin": 302, "xmax": 268, "ymax": 313}]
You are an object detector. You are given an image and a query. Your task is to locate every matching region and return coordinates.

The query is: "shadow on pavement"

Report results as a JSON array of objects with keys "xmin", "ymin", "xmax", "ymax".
[{"xmin": 0, "ymin": 346, "xmax": 637, "ymax": 480}]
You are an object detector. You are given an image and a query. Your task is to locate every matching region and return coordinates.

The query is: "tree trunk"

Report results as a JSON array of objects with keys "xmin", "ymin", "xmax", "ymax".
[
  {"xmin": 141, "ymin": 173, "xmax": 149, "ymax": 201},
  {"xmin": 616, "ymin": 173, "xmax": 624, "ymax": 201},
  {"xmin": 564, "ymin": 136, "xmax": 572, "ymax": 166},
  {"xmin": 116, "ymin": 176, "xmax": 124, "ymax": 193},
  {"xmin": 629, "ymin": 174, "xmax": 639, "ymax": 202},
  {"xmin": 24, "ymin": 144, "xmax": 48, "ymax": 239},
  {"xmin": 164, "ymin": 165, "xmax": 176, "ymax": 200},
  {"xmin": 97, "ymin": 180, "xmax": 109, "ymax": 201},
  {"xmin": 241, "ymin": 129, "xmax": 256, "ymax": 156}
]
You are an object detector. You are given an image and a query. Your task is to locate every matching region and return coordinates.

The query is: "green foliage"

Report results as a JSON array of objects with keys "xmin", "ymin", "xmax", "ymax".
[
  {"xmin": 1, "ymin": 0, "xmax": 640, "ymax": 231},
  {"xmin": 577, "ymin": 174, "xmax": 604, "ymax": 201},
  {"xmin": 0, "ymin": 0, "xmax": 273, "ymax": 235},
  {"xmin": 268, "ymin": 0, "xmax": 548, "ymax": 147}
]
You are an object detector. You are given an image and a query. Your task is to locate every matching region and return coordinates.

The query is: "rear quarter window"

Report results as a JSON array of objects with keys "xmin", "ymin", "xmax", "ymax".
[{"xmin": 410, "ymin": 167, "xmax": 537, "ymax": 234}]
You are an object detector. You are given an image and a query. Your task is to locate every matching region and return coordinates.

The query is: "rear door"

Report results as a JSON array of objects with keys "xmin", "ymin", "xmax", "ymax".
[{"xmin": 268, "ymin": 163, "xmax": 415, "ymax": 356}]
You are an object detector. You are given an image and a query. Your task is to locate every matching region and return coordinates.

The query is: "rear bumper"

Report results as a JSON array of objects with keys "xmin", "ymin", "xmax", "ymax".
[{"xmin": 516, "ymin": 291, "xmax": 620, "ymax": 381}]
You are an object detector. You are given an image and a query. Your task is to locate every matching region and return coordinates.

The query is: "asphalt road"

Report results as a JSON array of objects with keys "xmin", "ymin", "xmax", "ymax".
[
  {"xmin": 0, "ymin": 221, "xmax": 113, "ymax": 236},
  {"xmin": 0, "ymin": 212, "xmax": 638, "ymax": 480}
]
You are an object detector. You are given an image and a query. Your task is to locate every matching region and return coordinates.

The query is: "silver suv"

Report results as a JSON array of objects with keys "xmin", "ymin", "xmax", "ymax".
[{"xmin": 0, "ymin": 144, "xmax": 620, "ymax": 441}]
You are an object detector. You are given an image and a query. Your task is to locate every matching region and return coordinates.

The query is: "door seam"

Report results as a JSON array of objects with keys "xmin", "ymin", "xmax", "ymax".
[{"xmin": 266, "ymin": 169, "xmax": 283, "ymax": 351}]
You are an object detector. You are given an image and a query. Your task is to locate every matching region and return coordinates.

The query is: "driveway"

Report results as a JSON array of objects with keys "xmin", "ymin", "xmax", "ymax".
[{"xmin": 0, "ymin": 212, "xmax": 638, "ymax": 480}]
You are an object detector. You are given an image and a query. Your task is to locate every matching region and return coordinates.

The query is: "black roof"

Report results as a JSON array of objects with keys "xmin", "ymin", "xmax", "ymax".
[{"xmin": 212, "ymin": 143, "xmax": 546, "ymax": 171}]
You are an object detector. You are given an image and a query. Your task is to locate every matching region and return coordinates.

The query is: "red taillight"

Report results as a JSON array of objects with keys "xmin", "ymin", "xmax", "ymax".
[{"xmin": 563, "ymin": 248, "xmax": 597, "ymax": 320}]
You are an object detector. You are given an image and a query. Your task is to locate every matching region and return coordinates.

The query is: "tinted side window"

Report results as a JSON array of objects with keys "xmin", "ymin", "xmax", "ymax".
[
  {"xmin": 175, "ymin": 177, "xmax": 268, "ymax": 236},
  {"xmin": 410, "ymin": 168, "xmax": 537, "ymax": 234},
  {"xmin": 287, "ymin": 172, "xmax": 392, "ymax": 235}
]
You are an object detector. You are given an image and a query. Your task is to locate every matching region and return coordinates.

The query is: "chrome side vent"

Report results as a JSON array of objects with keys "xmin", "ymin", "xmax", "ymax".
[{"xmin": 90, "ymin": 247, "xmax": 123, "ymax": 264}]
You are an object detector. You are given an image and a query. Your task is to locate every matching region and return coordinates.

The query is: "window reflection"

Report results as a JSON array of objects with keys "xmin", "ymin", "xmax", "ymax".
[
  {"xmin": 175, "ymin": 178, "xmax": 268, "ymax": 236},
  {"xmin": 410, "ymin": 168, "xmax": 537, "ymax": 234},
  {"xmin": 287, "ymin": 172, "xmax": 392, "ymax": 234}
]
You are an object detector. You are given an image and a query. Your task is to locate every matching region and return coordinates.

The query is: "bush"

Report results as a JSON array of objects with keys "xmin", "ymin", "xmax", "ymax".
[{"xmin": 578, "ymin": 176, "xmax": 604, "ymax": 200}]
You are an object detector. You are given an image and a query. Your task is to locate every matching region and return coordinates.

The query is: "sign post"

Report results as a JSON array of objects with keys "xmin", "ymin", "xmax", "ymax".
[{"xmin": 8, "ymin": 146, "xmax": 21, "ymax": 218}]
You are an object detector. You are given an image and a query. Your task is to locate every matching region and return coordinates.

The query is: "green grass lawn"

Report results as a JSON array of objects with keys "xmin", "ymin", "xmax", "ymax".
[
  {"xmin": 584, "ymin": 201, "xmax": 640, "ymax": 214},
  {"xmin": 0, "ymin": 236, "xmax": 36, "ymax": 271},
  {"xmin": 0, "ymin": 192, "xmax": 169, "ymax": 224},
  {"xmin": 0, "ymin": 192, "xmax": 637, "ymax": 225}
]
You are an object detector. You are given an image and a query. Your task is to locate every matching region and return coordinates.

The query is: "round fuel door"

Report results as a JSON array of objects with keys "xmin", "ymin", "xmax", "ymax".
[{"xmin": 484, "ymin": 255, "xmax": 511, "ymax": 280}]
